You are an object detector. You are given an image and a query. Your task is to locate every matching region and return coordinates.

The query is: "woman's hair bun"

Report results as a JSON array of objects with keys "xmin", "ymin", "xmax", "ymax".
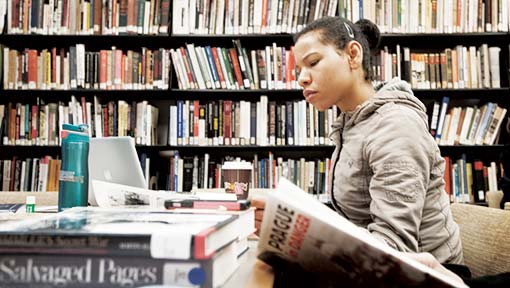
[{"xmin": 355, "ymin": 19, "xmax": 381, "ymax": 52}]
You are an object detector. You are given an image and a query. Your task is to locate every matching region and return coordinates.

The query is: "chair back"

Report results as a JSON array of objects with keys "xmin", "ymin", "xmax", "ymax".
[{"xmin": 451, "ymin": 203, "xmax": 510, "ymax": 277}]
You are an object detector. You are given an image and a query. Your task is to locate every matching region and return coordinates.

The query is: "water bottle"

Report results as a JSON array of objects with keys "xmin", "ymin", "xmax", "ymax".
[{"xmin": 58, "ymin": 124, "xmax": 90, "ymax": 212}]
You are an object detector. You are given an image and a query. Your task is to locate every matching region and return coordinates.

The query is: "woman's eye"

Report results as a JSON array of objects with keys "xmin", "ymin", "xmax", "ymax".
[{"xmin": 310, "ymin": 60, "xmax": 319, "ymax": 66}]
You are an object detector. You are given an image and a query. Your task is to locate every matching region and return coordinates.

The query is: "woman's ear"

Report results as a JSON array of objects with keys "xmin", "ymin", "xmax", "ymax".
[{"xmin": 346, "ymin": 41, "xmax": 363, "ymax": 69}]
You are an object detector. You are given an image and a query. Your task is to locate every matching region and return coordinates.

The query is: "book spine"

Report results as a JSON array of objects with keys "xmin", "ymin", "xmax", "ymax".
[{"xmin": 0, "ymin": 253, "xmax": 216, "ymax": 288}]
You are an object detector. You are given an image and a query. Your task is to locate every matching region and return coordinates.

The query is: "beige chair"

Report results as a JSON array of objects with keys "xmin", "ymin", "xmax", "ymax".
[{"xmin": 451, "ymin": 203, "xmax": 510, "ymax": 278}]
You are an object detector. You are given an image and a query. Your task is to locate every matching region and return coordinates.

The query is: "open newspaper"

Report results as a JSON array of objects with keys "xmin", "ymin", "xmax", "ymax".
[
  {"xmin": 91, "ymin": 180, "xmax": 236, "ymax": 208},
  {"xmin": 257, "ymin": 178, "xmax": 468, "ymax": 288}
]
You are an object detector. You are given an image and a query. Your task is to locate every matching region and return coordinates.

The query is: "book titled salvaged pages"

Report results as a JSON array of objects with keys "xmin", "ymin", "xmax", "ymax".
[{"xmin": 257, "ymin": 178, "xmax": 468, "ymax": 288}]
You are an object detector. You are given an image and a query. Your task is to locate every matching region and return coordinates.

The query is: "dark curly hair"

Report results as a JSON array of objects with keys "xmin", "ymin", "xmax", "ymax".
[{"xmin": 294, "ymin": 17, "xmax": 381, "ymax": 81}]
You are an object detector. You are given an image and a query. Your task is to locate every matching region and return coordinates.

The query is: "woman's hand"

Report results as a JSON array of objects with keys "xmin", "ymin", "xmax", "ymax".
[
  {"xmin": 251, "ymin": 196, "xmax": 266, "ymax": 235},
  {"xmin": 405, "ymin": 252, "xmax": 465, "ymax": 286}
]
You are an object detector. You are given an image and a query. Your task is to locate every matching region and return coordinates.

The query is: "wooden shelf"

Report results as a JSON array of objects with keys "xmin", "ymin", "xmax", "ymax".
[
  {"xmin": 1, "ymin": 32, "xmax": 507, "ymax": 49},
  {"xmin": 1, "ymin": 88, "xmax": 508, "ymax": 102}
]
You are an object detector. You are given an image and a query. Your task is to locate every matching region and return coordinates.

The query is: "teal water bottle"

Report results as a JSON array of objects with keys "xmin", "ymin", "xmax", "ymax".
[{"xmin": 58, "ymin": 124, "xmax": 90, "ymax": 212}]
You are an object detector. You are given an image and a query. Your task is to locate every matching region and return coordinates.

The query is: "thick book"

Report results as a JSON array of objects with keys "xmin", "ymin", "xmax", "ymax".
[
  {"xmin": 0, "ymin": 239, "xmax": 238, "ymax": 288},
  {"xmin": 0, "ymin": 207, "xmax": 240, "ymax": 260},
  {"xmin": 257, "ymin": 178, "xmax": 467, "ymax": 288}
]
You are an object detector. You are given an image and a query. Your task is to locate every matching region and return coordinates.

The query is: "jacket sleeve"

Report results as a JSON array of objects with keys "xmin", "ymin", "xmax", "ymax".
[{"xmin": 363, "ymin": 104, "xmax": 433, "ymax": 252}]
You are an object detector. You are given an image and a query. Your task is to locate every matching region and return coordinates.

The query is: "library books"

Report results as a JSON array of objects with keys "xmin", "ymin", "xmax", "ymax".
[
  {"xmin": 0, "ymin": 206, "xmax": 242, "ymax": 260},
  {"xmin": 0, "ymin": 239, "xmax": 239, "ymax": 288},
  {"xmin": 257, "ymin": 178, "xmax": 467, "ymax": 288},
  {"xmin": 374, "ymin": 44, "xmax": 502, "ymax": 89},
  {"xmin": 1, "ymin": 45, "xmax": 172, "ymax": 91},
  {"xmin": 4, "ymin": 0, "xmax": 172, "ymax": 35}
]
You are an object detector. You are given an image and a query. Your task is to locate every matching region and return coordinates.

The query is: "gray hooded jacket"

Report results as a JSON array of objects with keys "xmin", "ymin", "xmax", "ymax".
[{"xmin": 328, "ymin": 78, "xmax": 463, "ymax": 264}]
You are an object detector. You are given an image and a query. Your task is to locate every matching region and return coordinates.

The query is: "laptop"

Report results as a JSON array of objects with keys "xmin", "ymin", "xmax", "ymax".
[{"xmin": 88, "ymin": 137, "xmax": 147, "ymax": 206}]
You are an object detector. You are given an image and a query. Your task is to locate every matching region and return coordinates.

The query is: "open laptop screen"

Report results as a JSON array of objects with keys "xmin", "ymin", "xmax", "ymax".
[{"xmin": 88, "ymin": 137, "xmax": 147, "ymax": 205}]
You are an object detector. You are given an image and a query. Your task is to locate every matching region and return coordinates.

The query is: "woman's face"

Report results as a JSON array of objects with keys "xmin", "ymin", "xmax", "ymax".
[{"xmin": 294, "ymin": 31, "xmax": 355, "ymax": 111}]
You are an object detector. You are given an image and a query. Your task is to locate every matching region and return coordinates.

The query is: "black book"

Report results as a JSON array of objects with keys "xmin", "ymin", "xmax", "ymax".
[
  {"xmin": 472, "ymin": 160, "xmax": 486, "ymax": 203},
  {"xmin": 0, "ymin": 241, "xmax": 238, "ymax": 288},
  {"xmin": 182, "ymin": 156, "xmax": 194, "ymax": 192},
  {"xmin": 250, "ymin": 102, "xmax": 257, "ymax": 145},
  {"xmin": 286, "ymin": 101, "xmax": 294, "ymax": 145},
  {"xmin": 0, "ymin": 207, "xmax": 240, "ymax": 261},
  {"xmin": 13, "ymin": 159, "xmax": 21, "ymax": 191}
]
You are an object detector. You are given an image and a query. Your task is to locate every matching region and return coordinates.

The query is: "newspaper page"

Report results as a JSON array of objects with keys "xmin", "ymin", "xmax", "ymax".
[{"xmin": 91, "ymin": 180, "xmax": 236, "ymax": 208}]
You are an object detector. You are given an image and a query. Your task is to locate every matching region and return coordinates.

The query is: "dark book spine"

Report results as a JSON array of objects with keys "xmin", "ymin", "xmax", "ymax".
[
  {"xmin": 250, "ymin": 102, "xmax": 256, "ymax": 145},
  {"xmin": 0, "ymin": 233, "xmax": 151, "ymax": 256},
  {"xmin": 285, "ymin": 101, "xmax": 293, "ymax": 145},
  {"xmin": 0, "ymin": 253, "xmax": 217, "ymax": 288}
]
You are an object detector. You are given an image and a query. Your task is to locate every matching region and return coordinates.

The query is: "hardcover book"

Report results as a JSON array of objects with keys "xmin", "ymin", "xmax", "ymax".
[
  {"xmin": 0, "ymin": 207, "xmax": 240, "ymax": 260},
  {"xmin": 0, "ymin": 239, "xmax": 238, "ymax": 288},
  {"xmin": 257, "ymin": 178, "xmax": 467, "ymax": 288}
]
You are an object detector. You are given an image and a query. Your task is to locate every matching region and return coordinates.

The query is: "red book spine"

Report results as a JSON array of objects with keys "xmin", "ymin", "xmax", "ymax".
[
  {"xmin": 211, "ymin": 47, "xmax": 226, "ymax": 88},
  {"xmin": 229, "ymin": 48, "xmax": 244, "ymax": 89},
  {"xmin": 103, "ymin": 106, "xmax": 109, "ymax": 137},
  {"xmin": 28, "ymin": 50, "xmax": 38, "ymax": 88},
  {"xmin": 224, "ymin": 101, "xmax": 232, "ymax": 144},
  {"xmin": 99, "ymin": 50, "xmax": 107, "ymax": 89},
  {"xmin": 443, "ymin": 156, "xmax": 452, "ymax": 202},
  {"xmin": 31, "ymin": 105, "xmax": 38, "ymax": 141},
  {"xmin": 60, "ymin": 48, "xmax": 65, "ymax": 87},
  {"xmin": 193, "ymin": 100, "xmax": 199, "ymax": 139},
  {"xmin": 179, "ymin": 47, "xmax": 195, "ymax": 88}
]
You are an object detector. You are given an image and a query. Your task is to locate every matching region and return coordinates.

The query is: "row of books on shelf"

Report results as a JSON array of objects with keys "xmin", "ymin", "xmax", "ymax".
[
  {"xmin": 172, "ymin": 0, "xmax": 338, "ymax": 35},
  {"xmin": 429, "ymin": 98, "xmax": 507, "ymax": 146},
  {"xmin": 1, "ymin": 45, "xmax": 172, "ymax": 90},
  {"xmin": 0, "ymin": 97, "xmax": 159, "ymax": 146},
  {"xmin": 0, "ymin": 206, "xmax": 255, "ymax": 287},
  {"xmin": 2, "ymin": 95, "xmax": 507, "ymax": 148},
  {"xmin": 0, "ymin": 150, "xmax": 504, "ymax": 209},
  {"xmin": 1, "ymin": 0, "xmax": 172, "ymax": 35},
  {"xmin": 443, "ymin": 155, "xmax": 500, "ymax": 205},
  {"xmin": 172, "ymin": 41, "xmax": 299, "ymax": 90},
  {"xmin": 0, "ymin": 156, "xmax": 60, "ymax": 193},
  {"xmin": 374, "ymin": 44, "xmax": 502, "ymax": 89},
  {"xmin": 164, "ymin": 97, "xmax": 337, "ymax": 147},
  {"xmin": 2, "ymin": 0, "xmax": 509, "ymax": 36},
  {"xmin": 2, "ymin": 42, "xmax": 506, "ymax": 92},
  {"xmin": 162, "ymin": 152, "xmax": 331, "ymax": 201},
  {"xmin": 339, "ymin": 0, "xmax": 510, "ymax": 33},
  {"xmin": 0, "ymin": 96, "xmax": 340, "ymax": 147},
  {"xmin": 171, "ymin": 0, "xmax": 510, "ymax": 35}
]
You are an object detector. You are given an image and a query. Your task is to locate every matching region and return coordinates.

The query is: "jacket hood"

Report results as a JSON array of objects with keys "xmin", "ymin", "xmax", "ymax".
[{"xmin": 331, "ymin": 78, "xmax": 428, "ymax": 132}]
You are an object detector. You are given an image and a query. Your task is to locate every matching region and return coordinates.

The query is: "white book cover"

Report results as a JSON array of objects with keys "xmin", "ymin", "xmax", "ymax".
[
  {"xmin": 446, "ymin": 107, "xmax": 461, "ymax": 146},
  {"xmin": 215, "ymin": 0, "xmax": 225, "ymax": 34},
  {"xmin": 458, "ymin": 107, "xmax": 474, "ymax": 145},
  {"xmin": 487, "ymin": 108, "xmax": 507, "ymax": 145},
  {"xmin": 466, "ymin": 107, "xmax": 482, "ymax": 145},
  {"xmin": 169, "ymin": 105, "xmax": 178, "ymax": 146},
  {"xmin": 186, "ymin": 44, "xmax": 207, "ymax": 89},
  {"xmin": 484, "ymin": 107, "xmax": 507, "ymax": 145},
  {"xmin": 257, "ymin": 178, "xmax": 467, "ymax": 288},
  {"xmin": 488, "ymin": 46, "xmax": 501, "ymax": 88},
  {"xmin": 172, "ymin": 0, "xmax": 189, "ymax": 34},
  {"xmin": 439, "ymin": 113, "xmax": 451, "ymax": 145},
  {"xmin": 480, "ymin": 44, "xmax": 491, "ymax": 88}
]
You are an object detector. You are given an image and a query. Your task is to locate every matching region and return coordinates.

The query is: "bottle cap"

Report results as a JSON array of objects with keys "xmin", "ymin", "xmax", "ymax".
[{"xmin": 26, "ymin": 196, "xmax": 36, "ymax": 205}]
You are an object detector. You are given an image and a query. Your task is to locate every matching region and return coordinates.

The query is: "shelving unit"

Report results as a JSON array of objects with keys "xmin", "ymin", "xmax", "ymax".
[{"xmin": 1, "ymin": 2, "xmax": 509, "ymax": 194}]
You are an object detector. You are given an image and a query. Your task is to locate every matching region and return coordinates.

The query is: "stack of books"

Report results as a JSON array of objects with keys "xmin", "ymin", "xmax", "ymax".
[{"xmin": 0, "ymin": 206, "xmax": 254, "ymax": 287}]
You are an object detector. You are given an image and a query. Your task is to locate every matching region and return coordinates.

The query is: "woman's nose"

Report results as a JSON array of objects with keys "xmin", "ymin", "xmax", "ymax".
[{"xmin": 297, "ymin": 70, "xmax": 310, "ymax": 87}]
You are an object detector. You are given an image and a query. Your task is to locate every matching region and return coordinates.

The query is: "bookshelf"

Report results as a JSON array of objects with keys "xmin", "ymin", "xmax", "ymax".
[{"xmin": 0, "ymin": 1, "xmax": 509, "ymax": 201}]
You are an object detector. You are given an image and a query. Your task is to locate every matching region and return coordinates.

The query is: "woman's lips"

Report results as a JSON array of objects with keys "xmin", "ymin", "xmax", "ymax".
[{"xmin": 303, "ymin": 90, "xmax": 317, "ymax": 101}]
